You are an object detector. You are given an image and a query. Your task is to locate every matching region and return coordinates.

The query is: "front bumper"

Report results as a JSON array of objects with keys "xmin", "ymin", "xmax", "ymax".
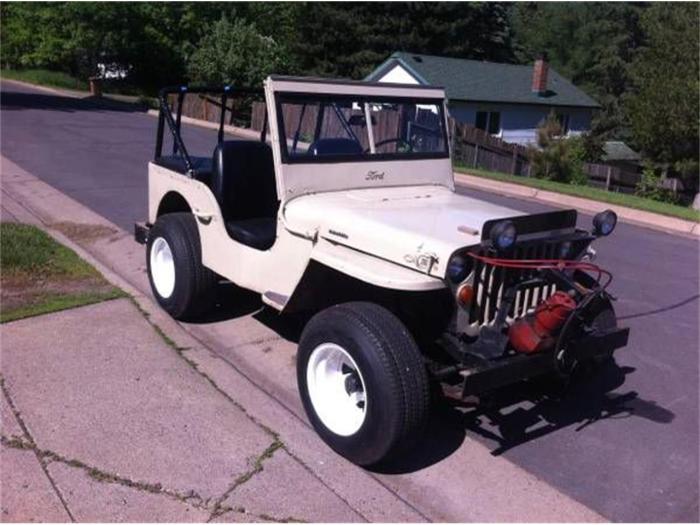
[{"xmin": 459, "ymin": 326, "xmax": 629, "ymax": 396}]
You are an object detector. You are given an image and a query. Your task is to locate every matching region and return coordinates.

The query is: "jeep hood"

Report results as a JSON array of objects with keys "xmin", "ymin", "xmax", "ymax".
[{"xmin": 283, "ymin": 185, "xmax": 525, "ymax": 279}]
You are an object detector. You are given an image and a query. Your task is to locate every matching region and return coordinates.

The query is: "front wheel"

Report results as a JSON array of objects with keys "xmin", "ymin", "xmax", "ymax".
[{"xmin": 297, "ymin": 302, "xmax": 430, "ymax": 466}]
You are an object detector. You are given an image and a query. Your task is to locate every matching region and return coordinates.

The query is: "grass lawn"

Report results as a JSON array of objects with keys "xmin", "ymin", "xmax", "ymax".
[
  {"xmin": 1, "ymin": 68, "xmax": 88, "ymax": 91},
  {"xmin": 1, "ymin": 223, "xmax": 125, "ymax": 323},
  {"xmin": 455, "ymin": 165, "xmax": 700, "ymax": 223}
]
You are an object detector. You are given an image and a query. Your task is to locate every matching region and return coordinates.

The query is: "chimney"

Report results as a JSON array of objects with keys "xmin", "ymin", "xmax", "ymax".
[{"xmin": 532, "ymin": 53, "xmax": 549, "ymax": 95}]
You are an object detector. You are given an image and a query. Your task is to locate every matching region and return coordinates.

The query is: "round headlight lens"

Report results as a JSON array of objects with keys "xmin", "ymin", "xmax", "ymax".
[
  {"xmin": 490, "ymin": 220, "xmax": 517, "ymax": 251},
  {"xmin": 593, "ymin": 210, "xmax": 617, "ymax": 236},
  {"xmin": 447, "ymin": 254, "xmax": 471, "ymax": 283},
  {"xmin": 559, "ymin": 241, "xmax": 572, "ymax": 259}
]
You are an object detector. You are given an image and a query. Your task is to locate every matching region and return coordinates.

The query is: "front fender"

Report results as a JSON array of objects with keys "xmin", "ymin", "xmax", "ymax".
[{"xmin": 310, "ymin": 238, "xmax": 445, "ymax": 292}]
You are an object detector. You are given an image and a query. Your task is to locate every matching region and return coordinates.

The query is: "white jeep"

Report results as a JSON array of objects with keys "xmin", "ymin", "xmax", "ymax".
[{"xmin": 135, "ymin": 76, "xmax": 629, "ymax": 466}]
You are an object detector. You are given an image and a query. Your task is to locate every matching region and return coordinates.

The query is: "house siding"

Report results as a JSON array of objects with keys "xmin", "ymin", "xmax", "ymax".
[
  {"xmin": 371, "ymin": 62, "xmax": 595, "ymax": 145},
  {"xmin": 449, "ymin": 101, "xmax": 593, "ymax": 145},
  {"xmin": 376, "ymin": 64, "xmax": 422, "ymax": 85}
]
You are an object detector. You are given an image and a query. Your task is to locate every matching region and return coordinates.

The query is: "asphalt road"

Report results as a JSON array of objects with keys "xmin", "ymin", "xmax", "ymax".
[{"xmin": 2, "ymin": 81, "xmax": 698, "ymax": 522}]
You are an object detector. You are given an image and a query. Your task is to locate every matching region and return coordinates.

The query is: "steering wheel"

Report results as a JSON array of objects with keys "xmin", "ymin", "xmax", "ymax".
[{"xmin": 364, "ymin": 138, "xmax": 413, "ymax": 153}]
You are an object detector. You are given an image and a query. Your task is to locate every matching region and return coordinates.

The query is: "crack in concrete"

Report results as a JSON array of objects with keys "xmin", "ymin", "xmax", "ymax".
[
  {"xmin": 1, "ymin": 434, "xmax": 207, "ymax": 510},
  {"xmin": 127, "ymin": 297, "xmax": 305, "ymax": 521},
  {"xmin": 2, "ymin": 432, "xmax": 303, "ymax": 522},
  {"xmin": 207, "ymin": 439, "xmax": 284, "ymax": 522},
  {"xmin": 1, "ymin": 377, "xmax": 76, "ymax": 522},
  {"xmin": 128, "ymin": 296, "xmax": 284, "ymax": 441},
  {"xmin": 127, "ymin": 296, "xmax": 375, "ymax": 522}
]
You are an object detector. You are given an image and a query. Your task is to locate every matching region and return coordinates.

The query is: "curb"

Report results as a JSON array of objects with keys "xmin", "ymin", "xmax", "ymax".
[{"xmin": 454, "ymin": 172, "xmax": 699, "ymax": 238}]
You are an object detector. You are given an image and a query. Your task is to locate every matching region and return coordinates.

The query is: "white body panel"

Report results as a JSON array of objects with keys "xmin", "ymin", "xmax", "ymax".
[
  {"xmin": 283, "ymin": 185, "xmax": 523, "ymax": 280},
  {"xmin": 148, "ymin": 164, "xmax": 447, "ymax": 306},
  {"xmin": 148, "ymin": 163, "xmax": 312, "ymax": 308}
]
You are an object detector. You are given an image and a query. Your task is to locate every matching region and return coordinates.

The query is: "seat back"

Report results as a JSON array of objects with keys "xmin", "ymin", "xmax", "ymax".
[{"xmin": 211, "ymin": 141, "xmax": 278, "ymax": 221}]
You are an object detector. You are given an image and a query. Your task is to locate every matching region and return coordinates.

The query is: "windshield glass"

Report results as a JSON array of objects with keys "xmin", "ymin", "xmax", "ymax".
[{"xmin": 276, "ymin": 93, "xmax": 448, "ymax": 163}]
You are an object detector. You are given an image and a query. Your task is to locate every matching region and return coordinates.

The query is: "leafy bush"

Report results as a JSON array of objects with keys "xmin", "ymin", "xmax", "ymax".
[
  {"xmin": 634, "ymin": 166, "xmax": 680, "ymax": 204},
  {"xmin": 528, "ymin": 112, "xmax": 587, "ymax": 184},
  {"xmin": 187, "ymin": 17, "xmax": 289, "ymax": 87}
]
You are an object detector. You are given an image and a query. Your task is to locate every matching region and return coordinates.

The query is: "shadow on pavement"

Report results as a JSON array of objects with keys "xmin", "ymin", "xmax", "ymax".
[
  {"xmin": 190, "ymin": 283, "xmax": 307, "ymax": 342},
  {"xmin": 0, "ymin": 90, "xmax": 148, "ymax": 113},
  {"xmin": 370, "ymin": 359, "xmax": 675, "ymax": 474},
  {"xmin": 450, "ymin": 360, "xmax": 674, "ymax": 457}
]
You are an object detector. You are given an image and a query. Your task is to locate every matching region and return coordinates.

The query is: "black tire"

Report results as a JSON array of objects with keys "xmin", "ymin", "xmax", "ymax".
[
  {"xmin": 146, "ymin": 212, "xmax": 217, "ymax": 320},
  {"xmin": 297, "ymin": 302, "xmax": 430, "ymax": 466}
]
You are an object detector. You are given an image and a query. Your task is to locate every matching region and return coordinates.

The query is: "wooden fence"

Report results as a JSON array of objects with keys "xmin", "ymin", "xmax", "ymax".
[{"xmin": 451, "ymin": 123, "xmax": 643, "ymax": 194}]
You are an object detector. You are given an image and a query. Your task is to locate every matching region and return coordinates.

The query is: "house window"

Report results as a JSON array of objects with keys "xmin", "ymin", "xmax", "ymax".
[
  {"xmin": 556, "ymin": 113, "xmax": 570, "ymax": 135},
  {"xmin": 475, "ymin": 111, "xmax": 501, "ymax": 135}
]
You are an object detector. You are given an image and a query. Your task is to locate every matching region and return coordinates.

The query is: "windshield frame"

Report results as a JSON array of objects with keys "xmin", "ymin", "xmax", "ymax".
[{"xmin": 274, "ymin": 91, "xmax": 450, "ymax": 165}]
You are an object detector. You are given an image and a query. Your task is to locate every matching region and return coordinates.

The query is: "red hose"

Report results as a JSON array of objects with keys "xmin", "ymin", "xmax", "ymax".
[{"xmin": 467, "ymin": 252, "xmax": 613, "ymax": 289}]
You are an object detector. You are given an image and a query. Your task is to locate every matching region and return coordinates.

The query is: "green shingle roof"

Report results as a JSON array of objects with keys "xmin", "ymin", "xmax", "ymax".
[
  {"xmin": 367, "ymin": 52, "xmax": 600, "ymax": 109},
  {"xmin": 602, "ymin": 141, "xmax": 641, "ymax": 162}
]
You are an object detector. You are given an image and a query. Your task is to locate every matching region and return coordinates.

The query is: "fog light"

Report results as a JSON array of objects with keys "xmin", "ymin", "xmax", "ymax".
[
  {"xmin": 490, "ymin": 220, "xmax": 517, "ymax": 251},
  {"xmin": 447, "ymin": 254, "xmax": 471, "ymax": 283},
  {"xmin": 593, "ymin": 210, "xmax": 617, "ymax": 236}
]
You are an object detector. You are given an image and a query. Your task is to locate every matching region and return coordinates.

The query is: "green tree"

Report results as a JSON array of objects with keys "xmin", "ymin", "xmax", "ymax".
[
  {"xmin": 624, "ymin": 3, "xmax": 699, "ymax": 184},
  {"xmin": 186, "ymin": 17, "xmax": 290, "ymax": 86},
  {"xmin": 293, "ymin": 2, "xmax": 515, "ymax": 79},
  {"xmin": 512, "ymin": 2, "xmax": 646, "ymax": 142}
]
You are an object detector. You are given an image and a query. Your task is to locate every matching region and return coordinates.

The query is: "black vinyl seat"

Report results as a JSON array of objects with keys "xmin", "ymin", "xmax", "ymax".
[
  {"xmin": 155, "ymin": 155, "xmax": 212, "ymax": 184},
  {"xmin": 211, "ymin": 141, "xmax": 278, "ymax": 250}
]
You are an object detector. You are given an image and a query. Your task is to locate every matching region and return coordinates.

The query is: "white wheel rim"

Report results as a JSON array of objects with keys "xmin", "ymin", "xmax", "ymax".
[
  {"xmin": 306, "ymin": 343, "xmax": 367, "ymax": 436},
  {"xmin": 150, "ymin": 237, "xmax": 175, "ymax": 298}
]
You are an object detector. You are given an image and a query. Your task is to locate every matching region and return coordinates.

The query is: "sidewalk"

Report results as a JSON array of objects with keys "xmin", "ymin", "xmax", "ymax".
[{"xmin": 1, "ymin": 298, "xmax": 361, "ymax": 522}]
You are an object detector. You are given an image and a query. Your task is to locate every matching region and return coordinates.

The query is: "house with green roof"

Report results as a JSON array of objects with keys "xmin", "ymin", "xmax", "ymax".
[{"xmin": 366, "ymin": 52, "xmax": 600, "ymax": 145}]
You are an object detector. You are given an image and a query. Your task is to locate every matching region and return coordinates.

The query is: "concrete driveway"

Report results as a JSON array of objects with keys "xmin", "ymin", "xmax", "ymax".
[{"xmin": 1, "ymin": 80, "xmax": 698, "ymax": 522}]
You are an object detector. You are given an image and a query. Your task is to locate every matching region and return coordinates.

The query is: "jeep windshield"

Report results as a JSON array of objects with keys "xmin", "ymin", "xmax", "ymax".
[{"xmin": 276, "ymin": 93, "xmax": 449, "ymax": 163}]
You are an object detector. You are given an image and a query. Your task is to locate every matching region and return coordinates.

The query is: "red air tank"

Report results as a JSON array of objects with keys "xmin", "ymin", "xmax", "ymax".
[{"xmin": 508, "ymin": 291, "xmax": 577, "ymax": 354}]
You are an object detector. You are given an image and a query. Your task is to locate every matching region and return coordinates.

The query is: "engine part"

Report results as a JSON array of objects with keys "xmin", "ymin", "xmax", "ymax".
[{"xmin": 508, "ymin": 291, "xmax": 577, "ymax": 354}]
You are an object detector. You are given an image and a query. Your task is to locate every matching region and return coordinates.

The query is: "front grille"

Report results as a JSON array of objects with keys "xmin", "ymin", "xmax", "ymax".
[{"xmin": 468, "ymin": 237, "xmax": 587, "ymax": 326}]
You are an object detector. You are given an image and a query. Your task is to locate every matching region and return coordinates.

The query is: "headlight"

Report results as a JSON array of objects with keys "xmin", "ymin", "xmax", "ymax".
[
  {"xmin": 592, "ymin": 210, "xmax": 617, "ymax": 236},
  {"xmin": 446, "ymin": 254, "xmax": 472, "ymax": 283},
  {"xmin": 490, "ymin": 220, "xmax": 517, "ymax": 251},
  {"xmin": 558, "ymin": 241, "xmax": 572, "ymax": 259}
]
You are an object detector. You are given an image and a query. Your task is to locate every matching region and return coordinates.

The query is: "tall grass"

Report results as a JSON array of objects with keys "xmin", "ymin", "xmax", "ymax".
[{"xmin": 1, "ymin": 68, "xmax": 87, "ymax": 90}]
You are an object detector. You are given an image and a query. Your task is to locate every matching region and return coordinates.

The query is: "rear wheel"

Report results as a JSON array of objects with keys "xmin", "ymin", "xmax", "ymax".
[
  {"xmin": 146, "ymin": 213, "xmax": 216, "ymax": 320},
  {"xmin": 297, "ymin": 302, "xmax": 430, "ymax": 466}
]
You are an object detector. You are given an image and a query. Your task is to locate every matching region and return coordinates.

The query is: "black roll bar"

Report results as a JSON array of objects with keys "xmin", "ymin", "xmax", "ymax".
[{"xmin": 155, "ymin": 85, "xmax": 265, "ymax": 177}]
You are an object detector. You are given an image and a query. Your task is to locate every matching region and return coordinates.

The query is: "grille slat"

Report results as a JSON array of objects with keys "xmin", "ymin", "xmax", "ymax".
[{"xmin": 469, "ymin": 237, "xmax": 573, "ymax": 327}]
